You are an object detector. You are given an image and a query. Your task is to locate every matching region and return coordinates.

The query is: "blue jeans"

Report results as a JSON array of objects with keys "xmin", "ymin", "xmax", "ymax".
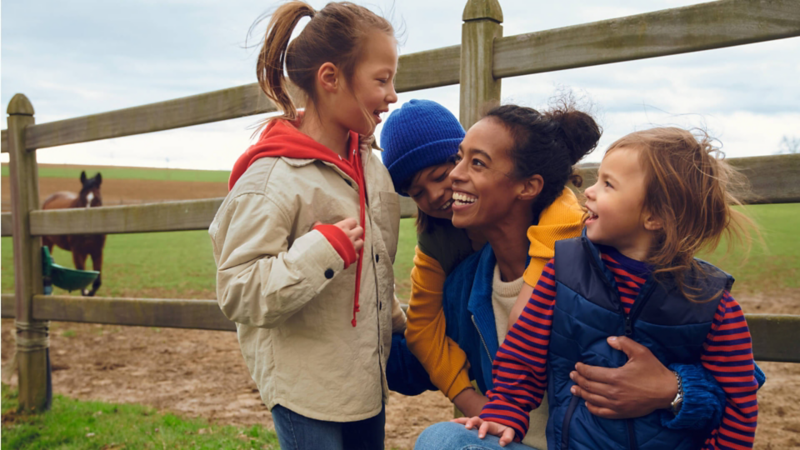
[
  {"xmin": 415, "ymin": 422, "xmax": 538, "ymax": 450},
  {"xmin": 271, "ymin": 404, "xmax": 385, "ymax": 450}
]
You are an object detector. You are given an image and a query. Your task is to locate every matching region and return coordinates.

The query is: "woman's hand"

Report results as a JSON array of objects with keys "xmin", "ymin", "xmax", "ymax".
[
  {"xmin": 569, "ymin": 336, "xmax": 677, "ymax": 419},
  {"xmin": 451, "ymin": 416, "xmax": 516, "ymax": 447},
  {"xmin": 452, "ymin": 388, "xmax": 489, "ymax": 417}
]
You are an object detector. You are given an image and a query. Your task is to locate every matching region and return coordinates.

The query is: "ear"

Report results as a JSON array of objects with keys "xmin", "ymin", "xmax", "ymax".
[
  {"xmin": 643, "ymin": 210, "xmax": 663, "ymax": 232},
  {"xmin": 80, "ymin": 171, "xmax": 87, "ymax": 184},
  {"xmin": 518, "ymin": 174, "xmax": 544, "ymax": 201},
  {"xmin": 95, "ymin": 173, "xmax": 102, "ymax": 185},
  {"xmin": 317, "ymin": 62, "xmax": 340, "ymax": 94}
]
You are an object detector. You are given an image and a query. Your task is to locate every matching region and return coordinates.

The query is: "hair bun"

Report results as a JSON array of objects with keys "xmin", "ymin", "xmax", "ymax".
[{"xmin": 548, "ymin": 109, "xmax": 602, "ymax": 165}]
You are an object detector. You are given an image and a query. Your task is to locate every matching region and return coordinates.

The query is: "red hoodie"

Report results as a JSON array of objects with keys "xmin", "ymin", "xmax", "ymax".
[{"xmin": 228, "ymin": 118, "xmax": 367, "ymax": 326}]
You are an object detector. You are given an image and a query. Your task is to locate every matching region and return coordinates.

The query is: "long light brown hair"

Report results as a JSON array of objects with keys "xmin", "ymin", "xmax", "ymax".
[
  {"xmin": 607, "ymin": 127, "xmax": 755, "ymax": 301},
  {"xmin": 254, "ymin": 1, "xmax": 393, "ymax": 124}
]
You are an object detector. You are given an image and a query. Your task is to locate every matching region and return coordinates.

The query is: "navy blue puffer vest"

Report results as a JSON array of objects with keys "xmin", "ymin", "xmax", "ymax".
[{"xmin": 546, "ymin": 235, "xmax": 733, "ymax": 450}]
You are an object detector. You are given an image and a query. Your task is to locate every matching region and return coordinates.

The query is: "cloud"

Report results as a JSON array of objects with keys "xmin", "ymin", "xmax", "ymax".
[{"xmin": 2, "ymin": 0, "xmax": 798, "ymax": 170}]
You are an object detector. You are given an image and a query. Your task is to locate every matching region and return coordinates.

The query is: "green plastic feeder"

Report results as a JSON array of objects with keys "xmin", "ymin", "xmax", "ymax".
[{"xmin": 42, "ymin": 247, "xmax": 99, "ymax": 292}]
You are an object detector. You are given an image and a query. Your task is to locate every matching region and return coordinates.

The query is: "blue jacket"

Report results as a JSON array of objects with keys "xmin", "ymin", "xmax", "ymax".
[{"xmin": 548, "ymin": 235, "xmax": 729, "ymax": 449}]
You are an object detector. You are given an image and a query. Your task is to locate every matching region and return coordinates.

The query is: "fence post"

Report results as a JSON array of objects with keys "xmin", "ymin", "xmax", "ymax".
[
  {"xmin": 460, "ymin": 0, "xmax": 503, "ymax": 130},
  {"xmin": 7, "ymin": 93, "xmax": 49, "ymax": 412}
]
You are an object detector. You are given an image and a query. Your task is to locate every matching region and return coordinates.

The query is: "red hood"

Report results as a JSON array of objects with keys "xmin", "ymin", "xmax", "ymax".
[{"xmin": 228, "ymin": 118, "xmax": 361, "ymax": 191}]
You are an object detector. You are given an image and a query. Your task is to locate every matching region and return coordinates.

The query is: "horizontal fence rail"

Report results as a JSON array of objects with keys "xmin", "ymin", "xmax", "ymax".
[
  {"xmin": 493, "ymin": 0, "xmax": 800, "ymax": 79},
  {"xmin": 3, "ymin": 0, "xmax": 799, "ymax": 154},
  {"xmin": 0, "ymin": 154, "xmax": 789, "ymax": 237},
  {"xmin": 1, "ymin": 294, "xmax": 794, "ymax": 362}
]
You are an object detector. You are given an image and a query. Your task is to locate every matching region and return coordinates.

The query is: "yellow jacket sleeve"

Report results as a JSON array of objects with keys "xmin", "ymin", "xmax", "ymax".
[
  {"xmin": 405, "ymin": 246, "xmax": 473, "ymax": 400},
  {"xmin": 523, "ymin": 188, "xmax": 586, "ymax": 285}
]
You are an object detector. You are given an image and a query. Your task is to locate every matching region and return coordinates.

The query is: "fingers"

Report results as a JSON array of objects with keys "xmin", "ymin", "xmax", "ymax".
[
  {"xmin": 570, "ymin": 382, "xmax": 617, "ymax": 410},
  {"xmin": 574, "ymin": 362, "xmax": 616, "ymax": 385},
  {"xmin": 499, "ymin": 428, "xmax": 516, "ymax": 447},
  {"xmin": 607, "ymin": 336, "xmax": 644, "ymax": 358},
  {"xmin": 478, "ymin": 420, "xmax": 491, "ymax": 438},
  {"xmin": 450, "ymin": 417, "xmax": 470, "ymax": 425},
  {"xmin": 570, "ymin": 369, "xmax": 615, "ymax": 399},
  {"xmin": 353, "ymin": 237, "xmax": 364, "ymax": 252}
]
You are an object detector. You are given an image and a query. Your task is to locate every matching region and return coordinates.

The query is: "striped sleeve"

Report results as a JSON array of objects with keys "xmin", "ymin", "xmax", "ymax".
[
  {"xmin": 700, "ymin": 291, "xmax": 759, "ymax": 450},
  {"xmin": 479, "ymin": 259, "xmax": 556, "ymax": 441}
]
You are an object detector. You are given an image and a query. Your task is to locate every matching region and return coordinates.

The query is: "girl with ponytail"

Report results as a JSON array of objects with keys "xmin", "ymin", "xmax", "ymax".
[{"xmin": 209, "ymin": 3, "xmax": 402, "ymax": 448}]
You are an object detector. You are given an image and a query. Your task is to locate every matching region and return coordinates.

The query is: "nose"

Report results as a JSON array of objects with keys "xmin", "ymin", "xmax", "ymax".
[
  {"xmin": 429, "ymin": 181, "xmax": 449, "ymax": 204},
  {"xmin": 449, "ymin": 157, "xmax": 469, "ymax": 184},
  {"xmin": 386, "ymin": 84, "xmax": 398, "ymax": 105},
  {"xmin": 584, "ymin": 182, "xmax": 596, "ymax": 200}
]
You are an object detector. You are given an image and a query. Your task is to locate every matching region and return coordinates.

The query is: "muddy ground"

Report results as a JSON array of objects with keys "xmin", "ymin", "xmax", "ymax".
[{"xmin": 2, "ymin": 171, "xmax": 798, "ymax": 449}]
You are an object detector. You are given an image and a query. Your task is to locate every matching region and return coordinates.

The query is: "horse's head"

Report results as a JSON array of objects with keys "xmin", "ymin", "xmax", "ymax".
[{"xmin": 78, "ymin": 171, "xmax": 103, "ymax": 208}]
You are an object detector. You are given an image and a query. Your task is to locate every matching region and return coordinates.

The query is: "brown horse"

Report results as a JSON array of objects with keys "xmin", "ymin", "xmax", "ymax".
[{"xmin": 42, "ymin": 171, "xmax": 106, "ymax": 296}]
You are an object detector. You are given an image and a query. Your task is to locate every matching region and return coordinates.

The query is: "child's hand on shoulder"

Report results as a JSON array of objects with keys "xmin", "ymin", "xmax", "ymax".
[{"xmin": 451, "ymin": 416, "xmax": 516, "ymax": 447}]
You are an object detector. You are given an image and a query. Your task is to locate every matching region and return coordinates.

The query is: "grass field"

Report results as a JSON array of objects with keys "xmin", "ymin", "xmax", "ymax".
[
  {"xmin": 0, "ymin": 164, "xmax": 230, "ymax": 183},
  {"xmin": 1, "ymin": 384, "xmax": 279, "ymax": 450},
  {"xmin": 2, "ymin": 205, "xmax": 798, "ymax": 299}
]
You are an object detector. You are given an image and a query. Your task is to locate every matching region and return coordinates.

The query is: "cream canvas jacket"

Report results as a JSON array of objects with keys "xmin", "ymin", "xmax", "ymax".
[{"xmin": 209, "ymin": 147, "xmax": 404, "ymax": 422}]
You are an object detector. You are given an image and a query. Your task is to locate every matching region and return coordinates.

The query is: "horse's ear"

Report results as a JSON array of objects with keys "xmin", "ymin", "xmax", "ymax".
[
  {"xmin": 80, "ymin": 171, "xmax": 87, "ymax": 184},
  {"xmin": 95, "ymin": 173, "xmax": 102, "ymax": 185}
]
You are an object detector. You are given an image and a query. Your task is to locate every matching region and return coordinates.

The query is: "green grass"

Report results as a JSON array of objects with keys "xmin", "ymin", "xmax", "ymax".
[
  {"xmin": 697, "ymin": 203, "xmax": 800, "ymax": 292},
  {"xmin": 1, "ymin": 383, "xmax": 279, "ymax": 449},
  {"xmin": 1, "ymin": 164, "xmax": 230, "ymax": 183},
  {"xmin": 2, "ymin": 206, "xmax": 797, "ymax": 300}
]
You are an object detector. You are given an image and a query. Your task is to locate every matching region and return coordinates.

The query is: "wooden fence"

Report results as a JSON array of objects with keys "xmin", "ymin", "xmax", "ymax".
[{"xmin": 2, "ymin": 0, "xmax": 800, "ymax": 412}]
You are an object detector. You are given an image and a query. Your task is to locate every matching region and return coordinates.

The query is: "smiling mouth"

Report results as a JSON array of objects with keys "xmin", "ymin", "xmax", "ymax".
[
  {"xmin": 438, "ymin": 199, "xmax": 454, "ymax": 211},
  {"xmin": 373, "ymin": 110, "xmax": 387, "ymax": 124},
  {"xmin": 585, "ymin": 207, "xmax": 599, "ymax": 222},
  {"xmin": 453, "ymin": 192, "xmax": 477, "ymax": 205}
]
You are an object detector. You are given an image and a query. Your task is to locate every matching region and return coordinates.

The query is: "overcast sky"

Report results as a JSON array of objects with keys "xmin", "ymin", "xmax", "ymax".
[{"xmin": 2, "ymin": 0, "xmax": 798, "ymax": 171}]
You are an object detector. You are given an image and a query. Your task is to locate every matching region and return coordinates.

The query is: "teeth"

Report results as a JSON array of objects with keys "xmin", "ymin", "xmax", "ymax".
[
  {"xmin": 453, "ymin": 192, "xmax": 477, "ymax": 204},
  {"xmin": 439, "ymin": 199, "xmax": 453, "ymax": 210}
]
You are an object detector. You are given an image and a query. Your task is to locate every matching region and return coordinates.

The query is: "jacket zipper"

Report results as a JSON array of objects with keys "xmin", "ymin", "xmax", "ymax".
[
  {"xmin": 626, "ymin": 419, "xmax": 638, "ymax": 450},
  {"xmin": 471, "ymin": 315, "xmax": 493, "ymax": 364},
  {"xmin": 560, "ymin": 396, "xmax": 581, "ymax": 450}
]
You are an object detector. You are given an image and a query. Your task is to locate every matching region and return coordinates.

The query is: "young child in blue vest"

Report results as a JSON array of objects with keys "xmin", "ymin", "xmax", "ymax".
[{"xmin": 455, "ymin": 127, "xmax": 760, "ymax": 449}]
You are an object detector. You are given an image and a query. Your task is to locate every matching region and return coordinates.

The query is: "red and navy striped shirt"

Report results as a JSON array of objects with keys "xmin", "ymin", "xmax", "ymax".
[{"xmin": 479, "ymin": 247, "xmax": 759, "ymax": 449}]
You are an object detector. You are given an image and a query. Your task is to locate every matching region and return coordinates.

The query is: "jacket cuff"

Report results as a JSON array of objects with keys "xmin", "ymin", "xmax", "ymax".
[
  {"xmin": 445, "ymin": 368, "xmax": 474, "ymax": 401},
  {"xmin": 314, "ymin": 224, "xmax": 357, "ymax": 269},
  {"xmin": 661, "ymin": 363, "xmax": 726, "ymax": 431}
]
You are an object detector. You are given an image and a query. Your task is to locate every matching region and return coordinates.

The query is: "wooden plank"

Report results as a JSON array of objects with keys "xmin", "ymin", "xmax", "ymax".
[
  {"xmin": 730, "ymin": 154, "xmax": 800, "ymax": 204},
  {"xmin": 400, "ymin": 196, "xmax": 417, "ymax": 219},
  {"xmin": 1, "ymin": 129, "xmax": 7, "ymax": 154},
  {"xmin": 31, "ymin": 295, "xmax": 236, "ymax": 332},
  {"xmin": 748, "ymin": 314, "xmax": 800, "ymax": 363},
  {"xmin": 493, "ymin": 0, "xmax": 800, "ymax": 79},
  {"xmin": 1, "ymin": 212, "xmax": 12, "ymax": 237},
  {"xmin": 460, "ymin": 0, "xmax": 503, "ymax": 130},
  {"xmin": 7, "ymin": 93, "xmax": 49, "ymax": 412},
  {"xmin": 30, "ymin": 198, "xmax": 224, "ymax": 236},
  {"xmin": 1, "ymin": 294, "xmax": 15, "ymax": 318},
  {"xmin": 9, "ymin": 295, "xmax": 796, "ymax": 362},
  {"xmin": 8, "ymin": 47, "xmax": 460, "ymax": 152},
  {"xmin": 572, "ymin": 154, "xmax": 800, "ymax": 204},
  {"xmin": 30, "ymin": 195, "xmax": 418, "ymax": 236}
]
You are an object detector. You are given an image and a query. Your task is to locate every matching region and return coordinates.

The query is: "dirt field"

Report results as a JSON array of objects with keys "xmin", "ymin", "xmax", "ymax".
[{"xmin": 2, "ymin": 173, "xmax": 799, "ymax": 449}]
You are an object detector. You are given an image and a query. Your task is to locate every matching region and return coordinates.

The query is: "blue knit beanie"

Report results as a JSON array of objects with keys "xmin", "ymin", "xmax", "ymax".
[{"xmin": 380, "ymin": 99, "xmax": 465, "ymax": 195}]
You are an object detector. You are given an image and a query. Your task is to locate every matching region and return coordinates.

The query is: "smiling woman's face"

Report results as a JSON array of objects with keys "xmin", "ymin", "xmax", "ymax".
[
  {"xmin": 406, "ymin": 161, "xmax": 456, "ymax": 220},
  {"xmin": 449, "ymin": 117, "xmax": 520, "ymax": 230}
]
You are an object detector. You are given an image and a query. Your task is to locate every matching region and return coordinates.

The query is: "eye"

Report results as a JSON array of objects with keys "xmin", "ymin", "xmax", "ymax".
[
  {"xmin": 409, "ymin": 190, "xmax": 423, "ymax": 199},
  {"xmin": 604, "ymin": 181, "xmax": 613, "ymax": 188},
  {"xmin": 435, "ymin": 170, "xmax": 450, "ymax": 182},
  {"xmin": 377, "ymin": 78, "xmax": 388, "ymax": 84},
  {"xmin": 472, "ymin": 158, "xmax": 486, "ymax": 168},
  {"xmin": 451, "ymin": 154, "xmax": 463, "ymax": 164}
]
